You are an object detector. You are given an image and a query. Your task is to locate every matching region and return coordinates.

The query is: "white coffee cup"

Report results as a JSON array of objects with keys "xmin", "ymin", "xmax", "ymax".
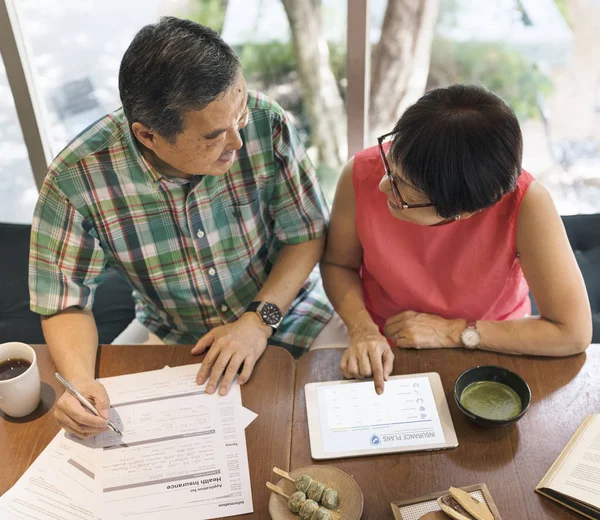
[{"xmin": 0, "ymin": 342, "xmax": 41, "ymax": 417}]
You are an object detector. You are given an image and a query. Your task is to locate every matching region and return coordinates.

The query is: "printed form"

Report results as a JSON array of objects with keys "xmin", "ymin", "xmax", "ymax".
[
  {"xmin": 0, "ymin": 364, "xmax": 256, "ymax": 520},
  {"xmin": 0, "ymin": 431, "xmax": 101, "ymax": 520},
  {"xmin": 317, "ymin": 376, "xmax": 445, "ymax": 453}
]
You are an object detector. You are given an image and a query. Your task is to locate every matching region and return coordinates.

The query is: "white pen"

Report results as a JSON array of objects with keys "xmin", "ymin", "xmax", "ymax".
[{"xmin": 54, "ymin": 372, "xmax": 123, "ymax": 436}]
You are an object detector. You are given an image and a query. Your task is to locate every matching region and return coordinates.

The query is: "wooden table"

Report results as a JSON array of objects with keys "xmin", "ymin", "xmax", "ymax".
[
  {"xmin": 0, "ymin": 344, "xmax": 295, "ymax": 520},
  {"xmin": 292, "ymin": 346, "xmax": 600, "ymax": 520}
]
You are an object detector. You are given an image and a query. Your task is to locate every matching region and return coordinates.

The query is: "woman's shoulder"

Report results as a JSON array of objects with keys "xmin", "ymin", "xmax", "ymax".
[
  {"xmin": 352, "ymin": 145, "xmax": 383, "ymax": 189},
  {"xmin": 517, "ymin": 169, "xmax": 535, "ymax": 192},
  {"xmin": 506, "ymin": 168, "xmax": 536, "ymax": 215},
  {"xmin": 517, "ymin": 178, "xmax": 554, "ymax": 221},
  {"xmin": 353, "ymin": 144, "xmax": 381, "ymax": 170},
  {"xmin": 493, "ymin": 169, "xmax": 536, "ymax": 216}
]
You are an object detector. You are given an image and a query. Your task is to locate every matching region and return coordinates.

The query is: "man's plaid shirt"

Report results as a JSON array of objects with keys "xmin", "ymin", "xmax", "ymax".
[{"xmin": 29, "ymin": 89, "xmax": 332, "ymax": 356}]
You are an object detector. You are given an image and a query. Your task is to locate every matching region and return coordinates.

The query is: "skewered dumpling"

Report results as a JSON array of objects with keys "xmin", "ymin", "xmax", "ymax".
[
  {"xmin": 295, "ymin": 474, "xmax": 313, "ymax": 494},
  {"xmin": 307, "ymin": 481, "xmax": 325, "ymax": 502},
  {"xmin": 311, "ymin": 507, "xmax": 332, "ymax": 520},
  {"xmin": 321, "ymin": 488, "xmax": 339, "ymax": 510},
  {"xmin": 288, "ymin": 491, "xmax": 306, "ymax": 513},
  {"xmin": 299, "ymin": 499, "xmax": 319, "ymax": 520}
]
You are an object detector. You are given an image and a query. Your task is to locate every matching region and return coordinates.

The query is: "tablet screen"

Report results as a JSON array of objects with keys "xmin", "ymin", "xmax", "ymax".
[{"xmin": 315, "ymin": 376, "xmax": 446, "ymax": 454}]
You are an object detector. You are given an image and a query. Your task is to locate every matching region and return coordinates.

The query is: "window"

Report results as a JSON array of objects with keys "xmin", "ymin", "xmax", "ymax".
[
  {"xmin": 11, "ymin": 0, "xmax": 174, "ymax": 155},
  {"xmin": 369, "ymin": 0, "xmax": 600, "ymax": 215},
  {"xmin": 9, "ymin": 0, "xmax": 349, "ymax": 202},
  {"xmin": 216, "ymin": 0, "xmax": 348, "ymax": 200},
  {"xmin": 4, "ymin": 0, "xmax": 599, "ymax": 215},
  {"xmin": 0, "ymin": 55, "xmax": 37, "ymax": 223}
]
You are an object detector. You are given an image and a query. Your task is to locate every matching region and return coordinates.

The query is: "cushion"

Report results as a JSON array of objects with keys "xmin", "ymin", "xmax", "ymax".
[{"xmin": 0, "ymin": 223, "xmax": 134, "ymax": 345}]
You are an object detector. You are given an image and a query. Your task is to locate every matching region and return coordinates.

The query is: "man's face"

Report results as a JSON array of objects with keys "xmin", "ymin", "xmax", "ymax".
[{"xmin": 134, "ymin": 73, "xmax": 249, "ymax": 177}]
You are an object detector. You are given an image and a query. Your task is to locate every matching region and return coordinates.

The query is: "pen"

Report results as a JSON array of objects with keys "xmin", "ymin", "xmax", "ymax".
[{"xmin": 54, "ymin": 372, "xmax": 123, "ymax": 436}]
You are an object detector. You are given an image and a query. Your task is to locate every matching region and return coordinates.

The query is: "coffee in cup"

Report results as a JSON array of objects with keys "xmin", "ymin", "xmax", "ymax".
[
  {"xmin": 0, "ymin": 358, "xmax": 32, "ymax": 381},
  {"xmin": 0, "ymin": 342, "xmax": 41, "ymax": 417}
]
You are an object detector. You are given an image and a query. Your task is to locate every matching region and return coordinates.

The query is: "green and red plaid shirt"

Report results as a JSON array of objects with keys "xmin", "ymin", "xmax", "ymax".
[{"xmin": 29, "ymin": 89, "xmax": 332, "ymax": 356}]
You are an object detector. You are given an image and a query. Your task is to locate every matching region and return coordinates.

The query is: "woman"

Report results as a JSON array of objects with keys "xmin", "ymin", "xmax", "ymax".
[{"xmin": 321, "ymin": 84, "xmax": 592, "ymax": 394}]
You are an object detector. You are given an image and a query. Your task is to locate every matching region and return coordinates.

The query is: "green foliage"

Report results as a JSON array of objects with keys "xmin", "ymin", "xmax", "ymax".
[
  {"xmin": 184, "ymin": 0, "xmax": 228, "ymax": 33},
  {"xmin": 428, "ymin": 39, "xmax": 553, "ymax": 120},
  {"xmin": 233, "ymin": 40, "xmax": 347, "ymax": 86},
  {"xmin": 437, "ymin": 0, "xmax": 459, "ymax": 28},
  {"xmin": 327, "ymin": 42, "xmax": 347, "ymax": 84},
  {"xmin": 554, "ymin": 0, "xmax": 571, "ymax": 26},
  {"xmin": 315, "ymin": 164, "xmax": 339, "ymax": 204},
  {"xmin": 233, "ymin": 42, "xmax": 298, "ymax": 85}
]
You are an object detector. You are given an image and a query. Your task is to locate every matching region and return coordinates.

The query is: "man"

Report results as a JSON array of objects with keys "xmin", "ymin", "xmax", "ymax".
[{"xmin": 30, "ymin": 17, "xmax": 332, "ymax": 438}]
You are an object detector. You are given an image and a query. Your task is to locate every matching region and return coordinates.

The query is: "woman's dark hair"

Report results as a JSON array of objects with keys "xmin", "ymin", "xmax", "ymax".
[
  {"xmin": 119, "ymin": 17, "xmax": 241, "ymax": 142},
  {"xmin": 389, "ymin": 84, "xmax": 523, "ymax": 218}
]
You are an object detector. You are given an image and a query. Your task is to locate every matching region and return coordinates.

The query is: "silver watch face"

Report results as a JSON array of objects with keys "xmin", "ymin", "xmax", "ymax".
[
  {"xmin": 260, "ymin": 303, "xmax": 282, "ymax": 326},
  {"xmin": 462, "ymin": 328, "xmax": 480, "ymax": 348}
]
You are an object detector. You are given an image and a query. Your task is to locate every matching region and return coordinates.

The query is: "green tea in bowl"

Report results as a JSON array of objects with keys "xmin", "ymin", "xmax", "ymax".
[
  {"xmin": 460, "ymin": 380, "xmax": 522, "ymax": 421},
  {"xmin": 453, "ymin": 365, "xmax": 531, "ymax": 428}
]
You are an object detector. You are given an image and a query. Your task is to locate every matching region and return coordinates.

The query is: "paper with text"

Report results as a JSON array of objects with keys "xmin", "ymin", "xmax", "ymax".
[
  {"xmin": 0, "ymin": 432, "xmax": 102, "ymax": 520},
  {"xmin": 541, "ymin": 414, "xmax": 600, "ymax": 510},
  {"xmin": 97, "ymin": 364, "xmax": 253, "ymax": 518},
  {"xmin": 0, "ymin": 363, "xmax": 255, "ymax": 520},
  {"xmin": 317, "ymin": 377, "xmax": 446, "ymax": 453}
]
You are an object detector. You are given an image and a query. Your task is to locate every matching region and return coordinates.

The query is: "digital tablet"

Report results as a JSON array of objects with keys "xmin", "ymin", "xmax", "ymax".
[{"xmin": 305, "ymin": 373, "xmax": 458, "ymax": 460}]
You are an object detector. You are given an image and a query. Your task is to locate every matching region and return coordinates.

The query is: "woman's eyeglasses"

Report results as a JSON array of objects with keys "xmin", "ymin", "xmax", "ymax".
[{"xmin": 377, "ymin": 131, "xmax": 434, "ymax": 210}]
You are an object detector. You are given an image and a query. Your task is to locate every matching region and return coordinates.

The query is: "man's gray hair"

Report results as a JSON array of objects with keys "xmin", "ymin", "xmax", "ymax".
[{"xmin": 119, "ymin": 17, "xmax": 241, "ymax": 142}]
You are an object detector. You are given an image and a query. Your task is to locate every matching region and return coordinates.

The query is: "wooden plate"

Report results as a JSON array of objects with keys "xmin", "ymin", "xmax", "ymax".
[{"xmin": 268, "ymin": 465, "xmax": 363, "ymax": 519}]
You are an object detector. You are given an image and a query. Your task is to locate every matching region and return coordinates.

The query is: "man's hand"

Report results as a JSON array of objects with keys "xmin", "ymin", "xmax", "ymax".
[
  {"xmin": 191, "ymin": 313, "xmax": 271, "ymax": 396},
  {"xmin": 384, "ymin": 311, "xmax": 465, "ymax": 349},
  {"xmin": 54, "ymin": 377, "xmax": 110, "ymax": 438},
  {"xmin": 340, "ymin": 326, "xmax": 395, "ymax": 394}
]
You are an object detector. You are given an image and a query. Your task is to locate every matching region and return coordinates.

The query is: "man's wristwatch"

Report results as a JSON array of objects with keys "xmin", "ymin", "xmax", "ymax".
[
  {"xmin": 461, "ymin": 320, "xmax": 481, "ymax": 349},
  {"xmin": 246, "ymin": 301, "xmax": 283, "ymax": 334}
]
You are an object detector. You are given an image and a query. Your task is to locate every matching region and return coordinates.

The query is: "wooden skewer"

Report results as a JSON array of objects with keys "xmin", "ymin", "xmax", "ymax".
[
  {"xmin": 273, "ymin": 466, "xmax": 295, "ymax": 483},
  {"xmin": 266, "ymin": 481, "xmax": 290, "ymax": 500}
]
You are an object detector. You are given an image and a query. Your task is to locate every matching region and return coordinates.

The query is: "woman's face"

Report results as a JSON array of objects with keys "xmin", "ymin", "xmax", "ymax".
[{"xmin": 378, "ymin": 162, "xmax": 451, "ymax": 226}]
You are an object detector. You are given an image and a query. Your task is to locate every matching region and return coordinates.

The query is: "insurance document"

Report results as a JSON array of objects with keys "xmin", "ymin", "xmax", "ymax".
[
  {"xmin": 316, "ymin": 376, "xmax": 446, "ymax": 453},
  {"xmin": 0, "ymin": 364, "xmax": 255, "ymax": 520},
  {"xmin": 96, "ymin": 364, "xmax": 253, "ymax": 518},
  {"xmin": 0, "ymin": 432, "xmax": 101, "ymax": 520}
]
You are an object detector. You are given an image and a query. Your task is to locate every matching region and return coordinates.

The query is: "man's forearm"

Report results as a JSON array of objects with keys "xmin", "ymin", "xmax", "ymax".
[
  {"xmin": 254, "ymin": 236, "xmax": 325, "ymax": 312},
  {"xmin": 320, "ymin": 261, "xmax": 378, "ymax": 333},
  {"xmin": 42, "ymin": 308, "xmax": 100, "ymax": 380}
]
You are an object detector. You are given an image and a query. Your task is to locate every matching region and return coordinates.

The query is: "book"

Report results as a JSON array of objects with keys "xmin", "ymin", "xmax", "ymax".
[{"xmin": 536, "ymin": 414, "xmax": 600, "ymax": 519}]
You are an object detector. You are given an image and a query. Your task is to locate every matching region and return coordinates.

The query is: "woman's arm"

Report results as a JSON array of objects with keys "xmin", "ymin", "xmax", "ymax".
[
  {"xmin": 321, "ymin": 159, "xmax": 394, "ymax": 393},
  {"xmin": 321, "ymin": 159, "xmax": 371, "ymax": 330},
  {"xmin": 476, "ymin": 182, "xmax": 592, "ymax": 356}
]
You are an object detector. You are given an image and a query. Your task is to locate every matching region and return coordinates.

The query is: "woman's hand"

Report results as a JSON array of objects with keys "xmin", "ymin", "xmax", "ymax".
[
  {"xmin": 340, "ymin": 326, "xmax": 395, "ymax": 394},
  {"xmin": 384, "ymin": 311, "xmax": 465, "ymax": 349}
]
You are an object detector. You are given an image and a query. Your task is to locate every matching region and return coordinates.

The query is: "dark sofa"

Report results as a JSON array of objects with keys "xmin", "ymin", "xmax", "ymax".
[
  {"xmin": 0, "ymin": 223, "xmax": 134, "ymax": 344},
  {"xmin": 1, "ymin": 215, "xmax": 599, "ymax": 345},
  {"xmin": 543, "ymin": 213, "xmax": 600, "ymax": 342}
]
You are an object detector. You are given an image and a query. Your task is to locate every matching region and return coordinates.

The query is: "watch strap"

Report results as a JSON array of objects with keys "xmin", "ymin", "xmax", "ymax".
[{"xmin": 246, "ymin": 301, "xmax": 261, "ymax": 313}]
